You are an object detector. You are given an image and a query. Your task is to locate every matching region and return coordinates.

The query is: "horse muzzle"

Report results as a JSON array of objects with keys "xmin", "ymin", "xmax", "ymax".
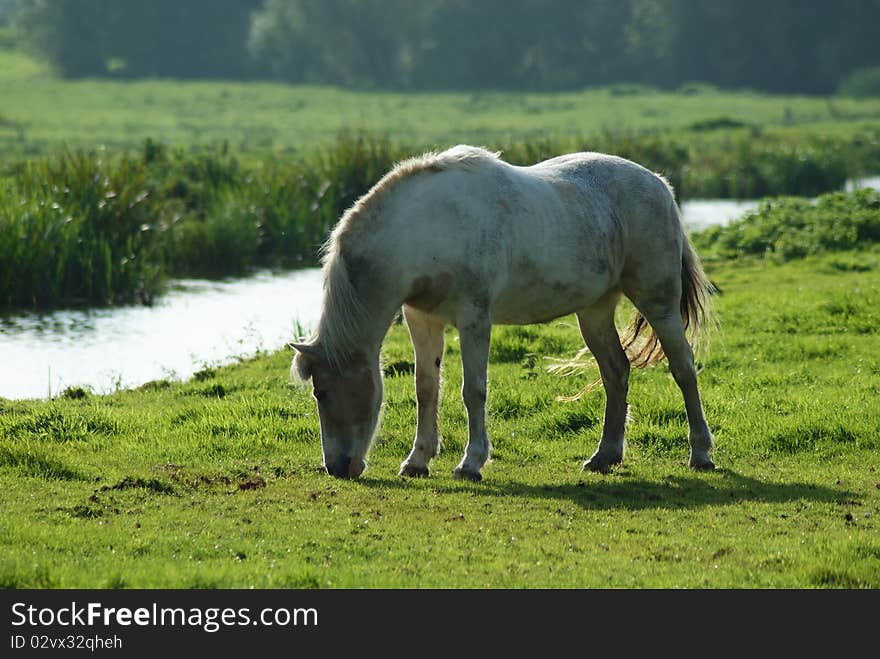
[{"xmin": 325, "ymin": 455, "xmax": 366, "ymax": 479}]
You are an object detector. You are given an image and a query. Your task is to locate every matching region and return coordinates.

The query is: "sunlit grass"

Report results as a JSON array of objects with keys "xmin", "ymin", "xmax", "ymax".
[
  {"xmin": 1, "ymin": 253, "xmax": 878, "ymax": 587},
  {"xmin": 2, "ymin": 47, "xmax": 880, "ymax": 163}
]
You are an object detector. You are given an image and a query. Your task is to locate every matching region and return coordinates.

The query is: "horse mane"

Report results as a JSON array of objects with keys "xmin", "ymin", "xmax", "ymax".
[
  {"xmin": 312, "ymin": 145, "xmax": 500, "ymax": 370},
  {"xmin": 332, "ymin": 144, "xmax": 500, "ymax": 245}
]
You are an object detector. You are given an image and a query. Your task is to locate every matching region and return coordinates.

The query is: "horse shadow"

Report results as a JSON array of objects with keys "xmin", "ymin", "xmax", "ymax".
[{"xmin": 360, "ymin": 467, "xmax": 855, "ymax": 511}]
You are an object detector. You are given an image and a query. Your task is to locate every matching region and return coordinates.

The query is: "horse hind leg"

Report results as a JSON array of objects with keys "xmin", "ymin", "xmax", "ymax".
[
  {"xmin": 399, "ymin": 305, "xmax": 445, "ymax": 478},
  {"xmin": 626, "ymin": 292, "xmax": 715, "ymax": 470},
  {"xmin": 576, "ymin": 292, "xmax": 631, "ymax": 472}
]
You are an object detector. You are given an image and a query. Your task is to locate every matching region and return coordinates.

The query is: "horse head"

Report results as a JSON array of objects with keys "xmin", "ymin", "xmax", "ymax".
[{"xmin": 291, "ymin": 341, "xmax": 383, "ymax": 479}]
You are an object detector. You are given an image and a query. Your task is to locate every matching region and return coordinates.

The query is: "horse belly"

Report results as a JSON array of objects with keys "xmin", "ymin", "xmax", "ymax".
[
  {"xmin": 489, "ymin": 205, "xmax": 621, "ymax": 324},
  {"xmin": 492, "ymin": 273, "xmax": 612, "ymax": 325}
]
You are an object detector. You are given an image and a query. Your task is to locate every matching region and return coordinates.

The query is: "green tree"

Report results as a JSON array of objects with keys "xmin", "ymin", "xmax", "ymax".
[
  {"xmin": 16, "ymin": 0, "xmax": 260, "ymax": 79},
  {"xmin": 11, "ymin": 0, "xmax": 880, "ymax": 92},
  {"xmin": 16, "ymin": 0, "xmax": 109, "ymax": 77},
  {"xmin": 249, "ymin": 0, "xmax": 425, "ymax": 87}
]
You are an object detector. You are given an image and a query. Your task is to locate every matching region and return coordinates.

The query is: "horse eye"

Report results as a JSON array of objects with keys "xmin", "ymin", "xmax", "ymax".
[{"xmin": 313, "ymin": 389, "xmax": 327, "ymax": 402}]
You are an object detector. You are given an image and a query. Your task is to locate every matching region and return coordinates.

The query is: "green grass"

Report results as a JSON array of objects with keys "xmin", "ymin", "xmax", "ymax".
[
  {"xmin": 1, "ymin": 252, "xmax": 878, "ymax": 588},
  {"xmin": 3, "ymin": 47, "xmax": 880, "ymax": 162}
]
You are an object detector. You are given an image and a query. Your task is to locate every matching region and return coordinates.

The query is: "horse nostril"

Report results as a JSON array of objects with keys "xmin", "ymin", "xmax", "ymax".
[
  {"xmin": 325, "ymin": 456, "xmax": 365, "ymax": 479},
  {"xmin": 348, "ymin": 458, "xmax": 365, "ymax": 478}
]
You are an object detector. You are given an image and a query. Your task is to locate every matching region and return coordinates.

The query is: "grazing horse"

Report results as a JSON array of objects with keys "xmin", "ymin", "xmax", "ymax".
[{"xmin": 291, "ymin": 145, "xmax": 715, "ymax": 480}]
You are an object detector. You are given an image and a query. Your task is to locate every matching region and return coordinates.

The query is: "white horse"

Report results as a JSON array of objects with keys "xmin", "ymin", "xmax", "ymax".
[{"xmin": 291, "ymin": 145, "xmax": 715, "ymax": 480}]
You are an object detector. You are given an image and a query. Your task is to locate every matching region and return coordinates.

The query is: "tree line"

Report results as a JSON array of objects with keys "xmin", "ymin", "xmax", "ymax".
[{"xmin": 6, "ymin": 0, "xmax": 880, "ymax": 93}]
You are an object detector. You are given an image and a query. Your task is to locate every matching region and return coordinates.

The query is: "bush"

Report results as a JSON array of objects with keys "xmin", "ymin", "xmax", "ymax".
[{"xmin": 691, "ymin": 188, "xmax": 880, "ymax": 261}]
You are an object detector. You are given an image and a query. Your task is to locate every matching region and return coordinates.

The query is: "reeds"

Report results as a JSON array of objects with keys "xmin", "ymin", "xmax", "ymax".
[{"xmin": 0, "ymin": 149, "xmax": 164, "ymax": 308}]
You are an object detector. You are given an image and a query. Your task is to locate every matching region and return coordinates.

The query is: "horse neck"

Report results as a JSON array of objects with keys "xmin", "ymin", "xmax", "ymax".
[
  {"xmin": 318, "ymin": 246, "xmax": 401, "ymax": 369},
  {"xmin": 318, "ymin": 305, "xmax": 391, "ymax": 367}
]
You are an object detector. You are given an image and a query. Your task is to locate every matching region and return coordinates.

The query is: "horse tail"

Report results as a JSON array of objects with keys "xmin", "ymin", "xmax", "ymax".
[{"xmin": 620, "ymin": 223, "xmax": 715, "ymax": 369}]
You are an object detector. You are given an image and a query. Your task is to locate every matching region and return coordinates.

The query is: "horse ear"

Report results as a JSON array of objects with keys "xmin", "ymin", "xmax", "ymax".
[
  {"xmin": 288, "ymin": 341, "xmax": 319, "ymax": 356},
  {"xmin": 289, "ymin": 342, "xmax": 320, "ymax": 382},
  {"xmin": 291, "ymin": 350, "xmax": 313, "ymax": 382}
]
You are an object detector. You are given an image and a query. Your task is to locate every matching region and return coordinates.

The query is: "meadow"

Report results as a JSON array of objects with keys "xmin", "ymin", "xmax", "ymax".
[
  {"xmin": 3, "ymin": 45, "xmax": 880, "ymax": 162},
  {"xmin": 1, "ymin": 45, "xmax": 880, "ymax": 588},
  {"xmin": 1, "ymin": 227, "xmax": 879, "ymax": 588}
]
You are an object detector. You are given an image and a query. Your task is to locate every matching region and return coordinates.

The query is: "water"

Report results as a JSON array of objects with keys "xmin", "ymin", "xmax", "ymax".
[
  {"xmin": 679, "ymin": 176, "xmax": 880, "ymax": 232},
  {"xmin": 680, "ymin": 198, "xmax": 760, "ymax": 231},
  {"xmin": 846, "ymin": 176, "xmax": 880, "ymax": 192},
  {"xmin": 0, "ymin": 269, "xmax": 324, "ymax": 400},
  {"xmin": 2, "ymin": 177, "xmax": 877, "ymax": 400}
]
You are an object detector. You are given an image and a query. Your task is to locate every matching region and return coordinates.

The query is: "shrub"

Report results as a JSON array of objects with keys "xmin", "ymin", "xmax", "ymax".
[{"xmin": 691, "ymin": 188, "xmax": 880, "ymax": 261}]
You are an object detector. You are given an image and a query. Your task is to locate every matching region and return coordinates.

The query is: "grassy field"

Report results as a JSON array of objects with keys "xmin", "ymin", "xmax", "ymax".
[
  {"xmin": 3, "ymin": 48, "xmax": 880, "ymax": 162},
  {"xmin": 1, "ymin": 247, "xmax": 879, "ymax": 588},
  {"xmin": 2, "ymin": 45, "xmax": 879, "ymax": 587}
]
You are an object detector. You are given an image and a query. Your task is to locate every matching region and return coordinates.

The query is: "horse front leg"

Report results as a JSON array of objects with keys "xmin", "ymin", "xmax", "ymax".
[
  {"xmin": 399, "ymin": 306, "xmax": 445, "ymax": 477},
  {"xmin": 453, "ymin": 305, "xmax": 492, "ymax": 482}
]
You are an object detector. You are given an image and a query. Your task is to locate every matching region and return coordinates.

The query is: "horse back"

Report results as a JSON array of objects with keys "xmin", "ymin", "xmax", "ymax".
[{"xmin": 372, "ymin": 152, "xmax": 680, "ymax": 324}]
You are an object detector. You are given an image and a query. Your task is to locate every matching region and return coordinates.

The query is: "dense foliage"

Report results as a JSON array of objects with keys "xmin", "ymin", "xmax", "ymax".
[
  {"xmin": 0, "ymin": 151, "xmax": 165, "ymax": 308},
  {"xmin": 837, "ymin": 66, "xmax": 880, "ymax": 98},
  {"xmin": 0, "ymin": 136, "xmax": 406, "ymax": 308},
  {"xmin": 691, "ymin": 188, "xmax": 880, "ymax": 261},
  {"xmin": 5, "ymin": 0, "xmax": 880, "ymax": 93}
]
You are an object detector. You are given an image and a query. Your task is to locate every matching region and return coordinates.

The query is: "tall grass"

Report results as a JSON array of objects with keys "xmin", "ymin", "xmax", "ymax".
[
  {"xmin": 0, "ymin": 135, "xmax": 412, "ymax": 308},
  {"xmin": 0, "ymin": 130, "xmax": 872, "ymax": 310},
  {"xmin": 0, "ymin": 150, "xmax": 165, "ymax": 308},
  {"xmin": 158, "ymin": 134, "xmax": 407, "ymax": 277},
  {"xmin": 497, "ymin": 129, "xmax": 854, "ymax": 198}
]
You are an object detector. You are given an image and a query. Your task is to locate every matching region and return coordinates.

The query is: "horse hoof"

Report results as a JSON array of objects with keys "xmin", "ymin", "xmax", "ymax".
[
  {"xmin": 689, "ymin": 455, "xmax": 716, "ymax": 471},
  {"xmin": 582, "ymin": 454, "xmax": 622, "ymax": 473},
  {"xmin": 399, "ymin": 463, "xmax": 430, "ymax": 478},
  {"xmin": 452, "ymin": 468, "xmax": 482, "ymax": 482}
]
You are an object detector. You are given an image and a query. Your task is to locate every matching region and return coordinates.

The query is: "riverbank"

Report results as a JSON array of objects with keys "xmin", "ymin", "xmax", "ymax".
[
  {"xmin": 3, "ymin": 185, "xmax": 879, "ymax": 399},
  {"xmin": 0, "ymin": 268, "xmax": 323, "ymax": 400}
]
